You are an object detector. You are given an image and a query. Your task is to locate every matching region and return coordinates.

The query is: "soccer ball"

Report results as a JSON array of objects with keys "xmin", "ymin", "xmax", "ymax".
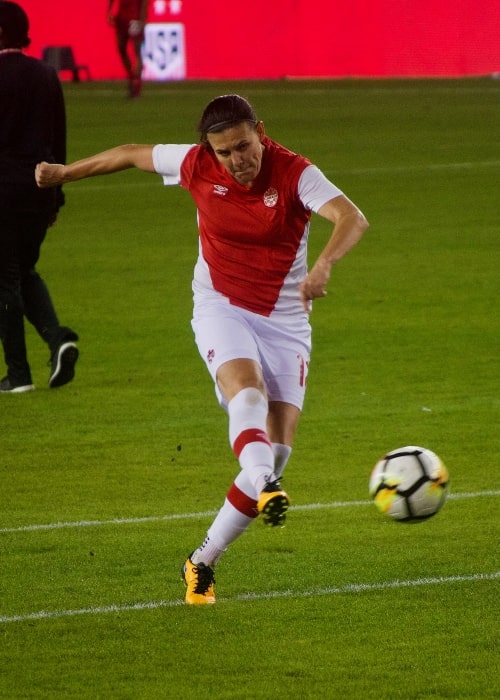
[{"xmin": 369, "ymin": 446, "xmax": 449, "ymax": 522}]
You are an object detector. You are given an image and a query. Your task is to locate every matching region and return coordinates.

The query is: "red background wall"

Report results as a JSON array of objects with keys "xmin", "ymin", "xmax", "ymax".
[{"xmin": 19, "ymin": 0, "xmax": 500, "ymax": 80}]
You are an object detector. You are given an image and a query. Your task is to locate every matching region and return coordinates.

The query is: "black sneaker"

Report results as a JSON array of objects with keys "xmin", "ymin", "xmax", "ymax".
[
  {"xmin": 0, "ymin": 376, "xmax": 35, "ymax": 393},
  {"xmin": 257, "ymin": 479, "xmax": 290, "ymax": 527},
  {"xmin": 49, "ymin": 342, "xmax": 79, "ymax": 388}
]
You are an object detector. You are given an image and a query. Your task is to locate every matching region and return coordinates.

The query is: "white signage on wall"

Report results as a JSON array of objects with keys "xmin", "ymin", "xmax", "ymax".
[{"xmin": 142, "ymin": 23, "xmax": 186, "ymax": 80}]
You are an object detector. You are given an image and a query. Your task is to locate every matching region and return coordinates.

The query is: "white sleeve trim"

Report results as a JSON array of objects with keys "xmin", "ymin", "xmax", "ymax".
[
  {"xmin": 298, "ymin": 164, "xmax": 344, "ymax": 213},
  {"xmin": 152, "ymin": 144, "xmax": 196, "ymax": 186}
]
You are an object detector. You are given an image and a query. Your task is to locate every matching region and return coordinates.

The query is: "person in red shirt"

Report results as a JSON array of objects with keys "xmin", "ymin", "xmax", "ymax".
[
  {"xmin": 35, "ymin": 94, "xmax": 369, "ymax": 604},
  {"xmin": 107, "ymin": 0, "xmax": 148, "ymax": 97}
]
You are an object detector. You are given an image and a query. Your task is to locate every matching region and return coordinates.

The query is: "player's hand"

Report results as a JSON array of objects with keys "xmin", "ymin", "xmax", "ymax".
[
  {"xmin": 298, "ymin": 258, "xmax": 331, "ymax": 313},
  {"xmin": 35, "ymin": 162, "xmax": 65, "ymax": 188}
]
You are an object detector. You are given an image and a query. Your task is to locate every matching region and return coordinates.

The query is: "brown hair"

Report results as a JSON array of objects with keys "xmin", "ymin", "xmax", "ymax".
[{"xmin": 198, "ymin": 95, "xmax": 258, "ymax": 144}]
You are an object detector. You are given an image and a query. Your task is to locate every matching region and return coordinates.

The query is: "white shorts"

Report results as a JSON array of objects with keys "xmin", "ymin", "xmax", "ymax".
[{"xmin": 191, "ymin": 297, "xmax": 312, "ymax": 410}]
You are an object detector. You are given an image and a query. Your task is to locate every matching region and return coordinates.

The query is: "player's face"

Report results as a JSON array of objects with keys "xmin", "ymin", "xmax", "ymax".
[{"xmin": 206, "ymin": 121, "xmax": 265, "ymax": 187}]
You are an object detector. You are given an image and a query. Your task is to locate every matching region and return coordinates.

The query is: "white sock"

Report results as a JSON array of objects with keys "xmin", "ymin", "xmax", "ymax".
[
  {"xmin": 191, "ymin": 535, "xmax": 226, "ymax": 567},
  {"xmin": 228, "ymin": 387, "xmax": 274, "ymax": 494},
  {"xmin": 192, "ymin": 479, "xmax": 258, "ymax": 566},
  {"xmin": 272, "ymin": 442, "xmax": 292, "ymax": 479},
  {"xmin": 190, "ymin": 430, "xmax": 292, "ymax": 568}
]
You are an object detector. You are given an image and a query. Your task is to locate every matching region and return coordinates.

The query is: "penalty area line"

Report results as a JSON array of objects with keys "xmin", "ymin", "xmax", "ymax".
[{"xmin": 0, "ymin": 572, "xmax": 498, "ymax": 625}]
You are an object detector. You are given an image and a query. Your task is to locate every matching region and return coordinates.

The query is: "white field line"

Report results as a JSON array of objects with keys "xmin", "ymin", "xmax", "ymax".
[
  {"xmin": 0, "ymin": 571, "xmax": 498, "ymax": 625},
  {"xmin": 0, "ymin": 490, "xmax": 498, "ymax": 535},
  {"xmin": 65, "ymin": 160, "xmax": 500, "ymax": 192}
]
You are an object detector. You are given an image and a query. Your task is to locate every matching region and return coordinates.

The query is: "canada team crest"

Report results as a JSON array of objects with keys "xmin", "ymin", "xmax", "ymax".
[{"xmin": 263, "ymin": 188, "xmax": 278, "ymax": 207}]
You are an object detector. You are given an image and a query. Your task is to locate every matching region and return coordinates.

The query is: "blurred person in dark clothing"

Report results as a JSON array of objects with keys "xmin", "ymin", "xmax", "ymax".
[{"xmin": 0, "ymin": 1, "xmax": 78, "ymax": 393}]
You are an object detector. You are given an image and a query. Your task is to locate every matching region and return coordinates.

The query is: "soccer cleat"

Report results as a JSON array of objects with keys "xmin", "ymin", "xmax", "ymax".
[
  {"xmin": 257, "ymin": 479, "xmax": 290, "ymax": 527},
  {"xmin": 181, "ymin": 556, "xmax": 216, "ymax": 605},
  {"xmin": 49, "ymin": 342, "xmax": 79, "ymax": 388},
  {"xmin": 0, "ymin": 376, "xmax": 35, "ymax": 393}
]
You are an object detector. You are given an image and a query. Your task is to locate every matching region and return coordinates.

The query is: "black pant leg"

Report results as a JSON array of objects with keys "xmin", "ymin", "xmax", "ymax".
[{"xmin": 0, "ymin": 260, "xmax": 32, "ymax": 384}]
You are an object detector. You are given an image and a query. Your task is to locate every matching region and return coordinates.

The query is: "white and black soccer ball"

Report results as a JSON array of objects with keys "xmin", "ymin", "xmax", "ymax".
[{"xmin": 369, "ymin": 446, "xmax": 449, "ymax": 522}]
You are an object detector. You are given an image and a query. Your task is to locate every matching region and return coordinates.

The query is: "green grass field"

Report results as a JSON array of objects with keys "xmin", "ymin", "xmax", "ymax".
[{"xmin": 1, "ymin": 79, "xmax": 499, "ymax": 699}]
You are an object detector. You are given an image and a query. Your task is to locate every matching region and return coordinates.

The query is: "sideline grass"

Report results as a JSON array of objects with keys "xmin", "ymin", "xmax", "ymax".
[{"xmin": 1, "ymin": 79, "xmax": 499, "ymax": 699}]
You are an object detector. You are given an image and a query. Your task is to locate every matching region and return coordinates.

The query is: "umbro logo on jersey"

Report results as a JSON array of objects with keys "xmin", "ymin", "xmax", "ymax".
[
  {"xmin": 213, "ymin": 184, "xmax": 228, "ymax": 196},
  {"xmin": 263, "ymin": 187, "xmax": 278, "ymax": 207}
]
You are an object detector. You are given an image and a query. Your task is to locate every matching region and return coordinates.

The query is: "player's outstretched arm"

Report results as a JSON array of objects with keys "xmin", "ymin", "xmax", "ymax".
[
  {"xmin": 35, "ymin": 144, "xmax": 155, "ymax": 188},
  {"xmin": 298, "ymin": 194, "xmax": 368, "ymax": 312}
]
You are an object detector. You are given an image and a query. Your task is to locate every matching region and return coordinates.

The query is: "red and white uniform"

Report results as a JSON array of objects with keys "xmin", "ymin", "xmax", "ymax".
[
  {"xmin": 152, "ymin": 137, "xmax": 343, "ymax": 409},
  {"xmin": 113, "ymin": 0, "xmax": 144, "ymax": 22},
  {"xmin": 153, "ymin": 136, "xmax": 343, "ymax": 318}
]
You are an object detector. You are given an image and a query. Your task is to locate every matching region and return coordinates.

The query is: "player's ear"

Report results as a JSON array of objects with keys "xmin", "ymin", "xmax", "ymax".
[{"xmin": 256, "ymin": 121, "xmax": 266, "ymax": 140}]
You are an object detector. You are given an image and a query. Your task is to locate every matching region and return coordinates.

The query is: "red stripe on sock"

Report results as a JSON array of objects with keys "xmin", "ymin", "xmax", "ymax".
[
  {"xmin": 232, "ymin": 428, "xmax": 272, "ymax": 458},
  {"xmin": 227, "ymin": 483, "xmax": 258, "ymax": 519}
]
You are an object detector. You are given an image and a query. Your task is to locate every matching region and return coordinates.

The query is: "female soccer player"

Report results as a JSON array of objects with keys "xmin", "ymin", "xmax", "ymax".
[
  {"xmin": 107, "ymin": 0, "xmax": 148, "ymax": 97},
  {"xmin": 36, "ymin": 94, "xmax": 369, "ymax": 604}
]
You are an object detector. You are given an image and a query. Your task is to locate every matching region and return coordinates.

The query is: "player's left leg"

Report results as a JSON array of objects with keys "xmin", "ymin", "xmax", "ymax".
[
  {"xmin": 182, "ymin": 304, "xmax": 308, "ymax": 603},
  {"xmin": 182, "ymin": 400, "xmax": 300, "ymax": 602},
  {"xmin": 182, "ymin": 440, "xmax": 291, "ymax": 604}
]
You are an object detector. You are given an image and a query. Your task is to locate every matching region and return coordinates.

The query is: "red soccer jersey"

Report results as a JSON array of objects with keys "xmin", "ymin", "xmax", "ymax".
[
  {"xmin": 180, "ymin": 136, "xmax": 312, "ymax": 316},
  {"xmin": 113, "ymin": 0, "xmax": 144, "ymax": 21}
]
